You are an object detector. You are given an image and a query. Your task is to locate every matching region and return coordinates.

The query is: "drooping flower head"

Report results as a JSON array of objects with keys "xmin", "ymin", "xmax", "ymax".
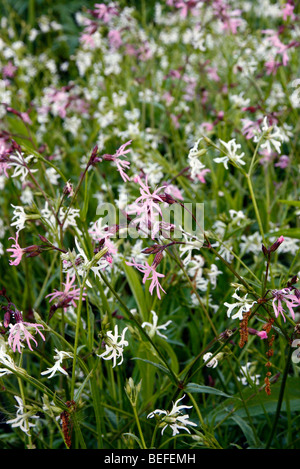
[
  {"xmin": 97, "ymin": 325, "xmax": 128, "ymax": 368},
  {"xmin": 102, "ymin": 140, "xmax": 132, "ymax": 182},
  {"xmin": 7, "ymin": 310, "xmax": 45, "ymax": 354},
  {"xmin": 126, "ymin": 258, "xmax": 166, "ymax": 299},
  {"xmin": 7, "ymin": 395, "xmax": 39, "ymax": 436},
  {"xmin": 224, "ymin": 288, "xmax": 257, "ymax": 320},
  {"xmin": 271, "ymin": 288, "xmax": 300, "ymax": 322},
  {"xmin": 147, "ymin": 394, "xmax": 197, "ymax": 436},
  {"xmin": 46, "ymin": 272, "xmax": 86, "ymax": 313},
  {"xmin": 7, "ymin": 232, "xmax": 25, "ymax": 266}
]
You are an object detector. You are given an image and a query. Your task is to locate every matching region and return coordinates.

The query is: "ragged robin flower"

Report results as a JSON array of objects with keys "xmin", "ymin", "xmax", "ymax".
[
  {"xmin": 6, "ymin": 309, "xmax": 45, "ymax": 354},
  {"xmin": 147, "ymin": 394, "xmax": 197, "ymax": 436},
  {"xmin": 97, "ymin": 325, "xmax": 128, "ymax": 368}
]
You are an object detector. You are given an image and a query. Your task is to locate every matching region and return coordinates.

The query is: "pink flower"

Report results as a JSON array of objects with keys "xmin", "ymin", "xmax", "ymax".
[
  {"xmin": 126, "ymin": 258, "xmax": 166, "ymax": 299},
  {"xmin": 92, "ymin": 3, "xmax": 118, "ymax": 23},
  {"xmin": 173, "ymin": 0, "xmax": 198, "ymax": 18},
  {"xmin": 264, "ymin": 59, "xmax": 281, "ymax": 76},
  {"xmin": 164, "ymin": 184, "xmax": 184, "ymax": 201},
  {"xmin": 241, "ymin": 118, "xmax": 260, "ymax": 139},
  {"xmin": 170, "ymin": 114, "xmax": 180, "ymax": 128},
  {"xmin": 7, "ymin": 233, "xmax": 25, "ymax": 266},
  {"xmin": 196, "ymin": 168, "xmax": 211, "ymax": 184},
  {"xmin": 103, "ymin": 140, "xmax": 132, "ymax": 182},
  {"xmin": 248, "ymin": 328, "xmax": 268, "ymax": 339},
  {"xmin": 8, "ymin": 311, "xmax": 45, "ymax": 353},
  {"xmin": 262, "ymin": 31, "xmax": 290, "ymax": 66},
  {"xmin": 207, "ymin": 67, "xmax": 220, "ymax": 82},
  {"xmin": 200, "ymin": 122, "xmax": 214, "ymax": 132},
  {"xmin": 275, "ymin": 155, "xmax": 290, "ymax": 169},
  {"xmin": 256, "ymin": 331, "xmax": 268, "ymax": 340},
  {"xmin": 282, "ymin": 3, "xmax": 295, "ymax": 21},
  {"xmin": 46, "ymin": 272, "xmax": 86, "ymax": 312},
  {"xmin": 80, "ymin": 33, "xmax": 97, "ymax": 49},
  {"xmin": 108, "ymin": 29, "xmax": 123, "ymax": 49},
  {"xmin": 3, "ymin": 61, "xmax": 17, "ymax": 78},
  {"xmin": 127, "ymin": 176, "xmax": 167, "ymax": 238},
  {"xmin": 271, "ymin": 288, "xmax": 300, "ymax": 322}
]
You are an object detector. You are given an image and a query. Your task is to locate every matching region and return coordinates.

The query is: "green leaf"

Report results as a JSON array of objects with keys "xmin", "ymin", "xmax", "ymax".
[
  {"xmin": 132, "ymin": 357, "xmax": 174, "ymax": 382},
  {"xmin": 74, "ymin": 368, "xmax": 94, "ymax": 403},
  {"xmin": 208, "ymin": 377, "xmax": 300, "ymax": 424},
  {"xmin": 278, "ymin": 199, "xmax": 300, "ymax": 208},
  {"xmin": 185, "ymin": 383, "xmax": 235, "ymax": 399},
  {"xmin": 123, "ymin": 261, "xmax": 149, "ymax": 321},
  {"xmin": 265, "ymin": 228, "xmax": 300, "ymax": 239},
  {"xmin": 157, "ymin": 338, "xmax": 179, "ymax": 375},
  {"xmin": 230, "ymin": 414, "xmax": 258, "ymax": 447}
]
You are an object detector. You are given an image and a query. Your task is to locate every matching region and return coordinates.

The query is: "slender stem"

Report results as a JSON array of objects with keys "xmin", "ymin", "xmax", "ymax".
[
  {"xmin": 150, "ymin": 425, "xmax": 159, "ymax": 449},
  {"xmin": 61, "ymin": 164, "xmax": 90, "ymax": 230},
  {"xmin": 132, "ymin": 405, "xmax": 147, "ymax": 449},
  {"xmin": 265, "ymin": 343, "xmax": 293, "ymax": 449},
  {"xmin": 70, "ymin": 280, "xmax": 86, "ymax": 400},
  {"xmin": 246, "ymin": 174, "xmax": 266, "ymax": 243},
  {"xmin": 17, "ymin": 352, "xmax": 33, "ymax": 448}
]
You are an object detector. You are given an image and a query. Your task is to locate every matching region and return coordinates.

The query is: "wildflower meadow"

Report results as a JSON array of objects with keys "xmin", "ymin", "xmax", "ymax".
[{"xmin": 0, "ymin": 0, "xmax": 300, "ymax": 452}]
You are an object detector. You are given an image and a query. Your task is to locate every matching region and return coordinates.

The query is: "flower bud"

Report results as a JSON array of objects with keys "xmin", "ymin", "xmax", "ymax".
[{"xmin": 269, "ymin": 235, "xmax": 284, "ymax": 253}]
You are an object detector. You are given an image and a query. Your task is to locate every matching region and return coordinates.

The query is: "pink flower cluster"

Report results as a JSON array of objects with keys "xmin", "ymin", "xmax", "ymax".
[{"xmin": 271, "ymin": 288, "xmax": 300, "ymax": 322}]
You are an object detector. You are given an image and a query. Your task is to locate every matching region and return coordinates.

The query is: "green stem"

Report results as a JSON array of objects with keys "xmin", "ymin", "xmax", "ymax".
[
  {"xmin": 132, "ymin": 405, "xmax": 147, "ymax": 449},
  {"xmin": 17, "ymin": 352, "xmax": 33, "ymax": 448},
  {"xmin": 70, "ymin": 281, "xmax": 86, "ymax": 400},
  {"xmin": 246, "ymin": 174, "xmax": 266, "ymax": 243}
]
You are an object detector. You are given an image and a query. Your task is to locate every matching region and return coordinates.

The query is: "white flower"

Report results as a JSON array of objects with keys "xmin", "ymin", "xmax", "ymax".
[
  {"xmin": 61, "ymin": 236, "xmax": 108, "ymax": 287},
  {"xmin": 214, "ymin": 139, "xmax": 246, "ymax": 169},
  {"xmin": 7, "ymin": 395, "xmax": 39, "ymax": 436},
  {"xmin": 207, "ymin": 264, "xmax": 223, "ymax": 289},
  {"xmin": 224, "ymin": 289, "xmax": 257, "ymax": 320},
  {"xmin": 253, "ymin": 116, "xmax": 284, "ymax": 154},
  {"xmin": 237, "ymin": 363, "xmax": 260, "ymax": 386},
  {"xmin": 97, "ymin": 325, "xmax": 128, "ymax": 368},
  {"xmin": 147, "ymin": 394, "xmax": 197, "ymax": 436},
  {"xmin": 290, "ymin": 78, "xmax": 300, "ymax": 108},
  {"xmin": 187, "ymin": 138, "xmax": 208, "ymax": 180},
  {"xmin": 229, "ymin": 92, "xmax": 250, "ymax": 108},
  {"xmin": 178, "ymin": 227, "xmax": 203, "ymax": 266},
  {"xmin": 187, "ymin": 254, "xmax": 205, "ymax": 278},
  {"xmin": 0, "ymin": 345, "xmax": 16, "ymax": 377},
  {"xmin": 45, "ymin": 167, "xmax": 60, "ymax": 185},
  {"xmin": 41, "ymin": 349, "xmax": 73, "ymax": 379},
  {"xmin": 141, "ymin": 311, "xmax": 172, "ymax": 339},
  {"xmin": 20, "ymin": 186, "xmax": 34, "ymax": 205},
  {"xmin": 213, "ymin": 239, "xmax": 234, "ymax": 263},
  {"xmin": 203, "ymin": 352, "xmax": 218, "ymax": 368},
  {"xmin": 239, "ymin": 232, "xmax": 263, "ymax": 255},
  {"xmin": 9, "ymin": 151, "xmax": 38, "ymax": 183},
  {"xmin": 41, "ymin": 202, "xmax": 80, "ymax": 233},
  {"xmin": 229, "ymin": 209, "xmax": 246, "ymax": 226},
  {"xmin": 10, "ymin": 205, "xmax": 29, "ymax": 232}
]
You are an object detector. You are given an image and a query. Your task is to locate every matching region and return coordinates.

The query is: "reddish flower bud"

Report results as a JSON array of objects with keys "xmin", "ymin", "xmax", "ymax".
[
  {"xmin": 269, "ymin": 235, "xmax": 284, "ymax": 253},
  {"xmin": 142, "ymin": 244, "xmax": 163, "ymax": 254},
  {"xmin": 152, "ymin": 251, "xmax": 164, "ymax": 268}
]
